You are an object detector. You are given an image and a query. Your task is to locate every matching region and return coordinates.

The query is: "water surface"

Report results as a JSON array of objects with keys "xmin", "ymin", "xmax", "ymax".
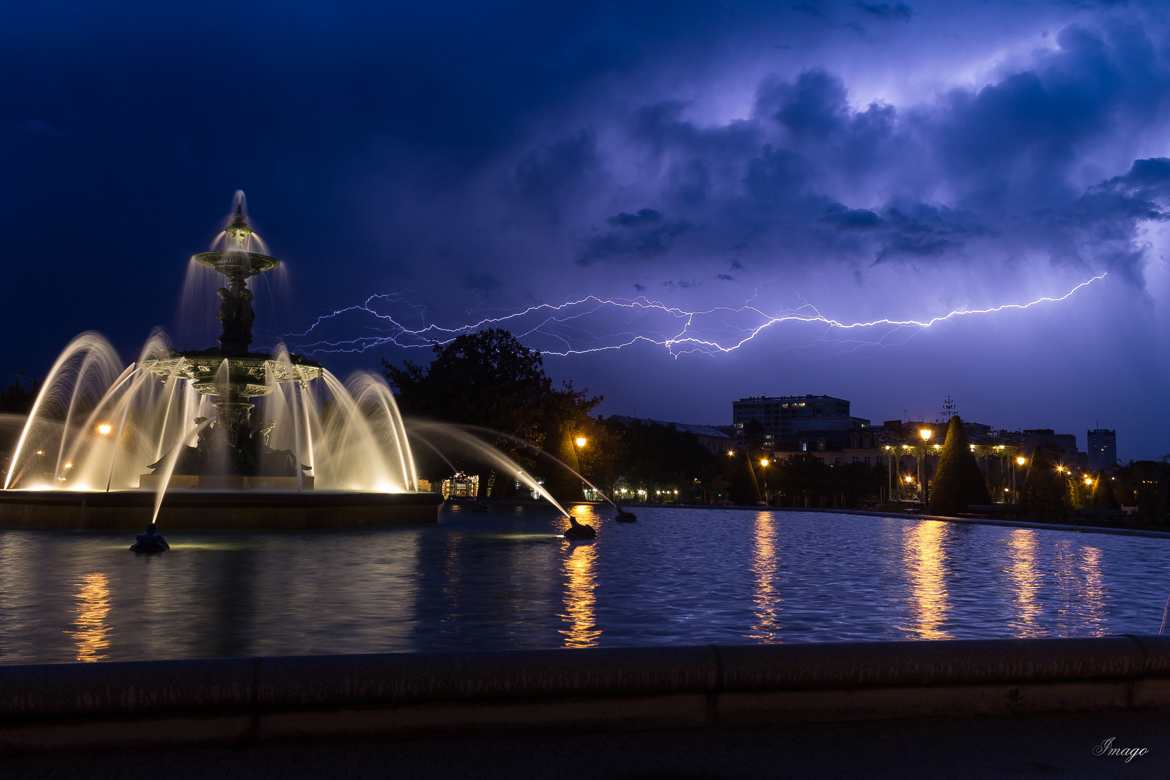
[{"xmin": 1, "ymin": 506, "xmax": 1167, "ymax": 664}]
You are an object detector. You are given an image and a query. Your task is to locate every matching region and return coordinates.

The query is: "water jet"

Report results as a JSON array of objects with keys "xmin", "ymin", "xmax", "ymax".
[{"xmin": 0, "ymin": 193, "xmax": 441, "ymax": 530}]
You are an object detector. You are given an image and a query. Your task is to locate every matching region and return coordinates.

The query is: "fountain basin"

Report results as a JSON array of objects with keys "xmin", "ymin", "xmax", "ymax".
[{"xmin": 0, "ymin": 490, "xmax": 442, "ymax": 530}]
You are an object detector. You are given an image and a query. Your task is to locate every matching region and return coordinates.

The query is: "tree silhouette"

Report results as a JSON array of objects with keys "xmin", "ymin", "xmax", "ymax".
[
  {"xmin": 384, "ymin": 329, "xmax": 599, "ymax": 498},
  {"xmin": 1020, "ymin": 447, "xmax": 1068, "ymax": 520},
  {"xmin": 928, "ymin": 416, "xmax": 990, "ymax": 515}
]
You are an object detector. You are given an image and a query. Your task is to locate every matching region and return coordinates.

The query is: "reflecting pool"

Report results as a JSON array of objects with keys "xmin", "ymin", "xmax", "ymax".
[{"xmin": 1, "ymin": 507, "xmax": 1167, "ymax": 664}]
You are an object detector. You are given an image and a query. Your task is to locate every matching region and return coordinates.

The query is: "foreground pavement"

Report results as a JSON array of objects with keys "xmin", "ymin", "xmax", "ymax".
[{"xmin": 7, "ymin": 713, "xmax": 1169, "ymax": 779}]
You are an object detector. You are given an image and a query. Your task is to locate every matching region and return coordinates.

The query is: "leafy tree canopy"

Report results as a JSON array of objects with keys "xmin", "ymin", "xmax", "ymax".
[{"xmin": 384, "ymin": 329, "xmax": 600, "ymax": 496}]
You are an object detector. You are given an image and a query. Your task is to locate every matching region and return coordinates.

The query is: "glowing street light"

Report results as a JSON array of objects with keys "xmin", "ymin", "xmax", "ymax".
[
  {"xmin": 573, "ymin": 435, "xmax": 588, "ymax": 449},
  {"xmin": 1010, "ymin": 455, "xmax": 1027, "ymax": 505},
  {"xmin": 916, "ymin": 428, "xmax": 933, "ymax": 504},
  {"xmin": 95, "ymin": 422, "xmax": 114, "ymax": 437},
  {"xmin": 1083, "ymin": 474, "xmax": 1095, "ymax": 487},
  {"xmin": 758, "ymin": 457, "xmax": 771, "ymax": 468},
  {"xmin": 726, "ymin": 449, "xmax": 736, "ymax": 458}
]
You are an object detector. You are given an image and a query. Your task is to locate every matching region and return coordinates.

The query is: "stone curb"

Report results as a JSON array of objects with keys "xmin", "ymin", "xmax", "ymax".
[{"xmin": 2, "ymin": 637, "xmax": 1169, "ymax": 751}]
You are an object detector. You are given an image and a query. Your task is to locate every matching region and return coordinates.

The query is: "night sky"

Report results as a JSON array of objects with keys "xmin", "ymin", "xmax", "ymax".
[{"xmin": 4, "ymin": 1, "xmax": 1170, "ymax": 459}]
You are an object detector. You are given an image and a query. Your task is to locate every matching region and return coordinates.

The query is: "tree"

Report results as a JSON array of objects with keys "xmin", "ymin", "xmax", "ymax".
[
  {"xmin": 1020, "ymin": 447, "xmax": 1068, "ymax": 520},
  {"xmin": 928, "ymin": 416, "xmax": 990, "ymax": 515},
  {"xmin": 723, "ymin": 451, "xmax": 760, "ymax": 505},
  {"xmin": 741, "ymin": 419, "xmax": 766, "ymax": 454},
  {"xmin": 1091, "ymin": 473, "xmax": 1119, "ymax": 511},
  {"xmin": 384, "ymin": 329, "xmax": 600, "ymax": 498},
  {"xmin": 1115, "ymin": 461, "xmax": 1170, "ymax": 526},
  {"xmin": 603, "ymin": 418, "xmax": 718, "ymax": 494}
]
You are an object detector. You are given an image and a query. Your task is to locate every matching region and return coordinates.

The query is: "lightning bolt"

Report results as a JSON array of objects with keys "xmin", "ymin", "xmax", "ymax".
[{"xmin": 284, "ymin": 272, "xmax": 1109, "ymax": 358}]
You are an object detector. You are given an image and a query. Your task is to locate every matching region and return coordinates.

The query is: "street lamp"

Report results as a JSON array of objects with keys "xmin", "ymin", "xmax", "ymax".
[
  {"xmin": 726, "ymin": 449, "xmax": 735, "ymax": 458},
  {"xmin": 758, "ymin": 457, "xmax": 771, "ymax": 505},
  {"xmin": 917, "ymin": 428, "xmax": 933, "ymax": 505},
  {"xmin": 571, "ymin": 435, "xmax": 589, "ymax": 501},
  {"xmin": 1012, "ymin": 455, "xmax": 1027, "ymax": 503},
  {"xmin": 95, "ymin": 422, "xmax": 113, "ymax": 437}
]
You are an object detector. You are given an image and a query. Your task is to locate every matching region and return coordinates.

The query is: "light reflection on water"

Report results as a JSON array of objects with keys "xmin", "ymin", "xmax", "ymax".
[
  {"xmin": 560, "ymin": 503, "xmax": 601, "ymax": 648},
  {"xmin": 748, "ymin": 512, "xmax": 780, "ymax": 643},
  {"xmin": 903, "ymin": 520, "xmax": 950, "ymax": 640},
  {"xmin": 1007, "ymin": 529, "xmax": 1041, "ymax": 637},
  {"xmin": 1, "ymin": 507, "xmax": 1169, "ymax": 664},
  {"xmin": 560, "ymin": 542, "xmax": 600, "ymax": 648},
  {"xmin": 1082, "ymin": 545, "xmax": 1106, "ymax": 637},
  {"xmin": 71, "ymin": 572, "xmax": 110, "ymax": 662}
]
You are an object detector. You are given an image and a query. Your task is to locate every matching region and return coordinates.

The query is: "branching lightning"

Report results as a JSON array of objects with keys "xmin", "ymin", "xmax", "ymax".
[{"xmin": 284, "ymin": 273, "xmax": 1109, "ymax": 358}]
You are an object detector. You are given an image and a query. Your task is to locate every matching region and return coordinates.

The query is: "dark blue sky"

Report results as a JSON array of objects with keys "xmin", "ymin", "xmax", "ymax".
[{"xmin": 4, "ymin": 0, "xmax": 1170, "ymax": 458}]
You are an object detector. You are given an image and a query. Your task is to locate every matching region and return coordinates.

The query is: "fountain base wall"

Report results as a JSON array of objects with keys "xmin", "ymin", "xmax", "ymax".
[
  {"xmin": 138, "ymin": 474, "xmax": 315, "ymax": 490},
  {"xmin": 0, "ymin": 490, "xmax": 442, "ymax": 530}
]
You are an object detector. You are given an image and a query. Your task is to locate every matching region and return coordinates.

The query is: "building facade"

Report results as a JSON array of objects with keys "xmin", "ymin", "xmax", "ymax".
[
  {"xmin": 732, "ymin": 395, "xmax": 868, "ymax": 451},
  {"xmin": 1087, "ymin": 428, "xmax": 1118, "ymax": 471}
]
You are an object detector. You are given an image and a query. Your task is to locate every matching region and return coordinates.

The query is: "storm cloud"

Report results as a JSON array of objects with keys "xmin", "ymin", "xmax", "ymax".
[{"xmin": 6, "ymin": 0, "xmax": 1170, "ymax": 456}]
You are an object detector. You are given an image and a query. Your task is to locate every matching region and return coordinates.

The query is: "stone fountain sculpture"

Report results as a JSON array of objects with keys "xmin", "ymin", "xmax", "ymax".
[
  {"xmin": 0, "ymin": 192, "xmax": 438, "ymax": 531},
  {"xmin": 140, "ymin": 193, "xmax": 322, "ymax": 488}
]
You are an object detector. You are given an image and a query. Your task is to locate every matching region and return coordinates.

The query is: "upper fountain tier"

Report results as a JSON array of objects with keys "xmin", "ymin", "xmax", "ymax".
[
  {"xmin": 191, "ymin": 191, "xmax": 280, "ymax": 283},
  {"xmin": 142, "ymin": 191, "xmax": 321, "ymax": 395}
]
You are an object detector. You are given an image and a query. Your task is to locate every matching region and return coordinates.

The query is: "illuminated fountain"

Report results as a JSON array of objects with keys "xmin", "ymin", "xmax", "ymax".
[{"xmin": 0, "ymin": 193, "xmax": 439, "ymax": 530}]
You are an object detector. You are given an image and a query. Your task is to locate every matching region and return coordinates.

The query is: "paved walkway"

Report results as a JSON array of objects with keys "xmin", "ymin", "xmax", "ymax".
[{"xmin": 7, "ymin": 713, "xmax": 1169, "ymax": 778}]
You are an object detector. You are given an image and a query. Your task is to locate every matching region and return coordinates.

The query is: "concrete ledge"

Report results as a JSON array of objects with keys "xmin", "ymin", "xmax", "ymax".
[
  {"xmin": 0, "ymin": 490, "xmax": 443, "ymax": 530},
  {"xmin": 2, "ymin": 637, "xmax": 1169, "ymax": 752}
]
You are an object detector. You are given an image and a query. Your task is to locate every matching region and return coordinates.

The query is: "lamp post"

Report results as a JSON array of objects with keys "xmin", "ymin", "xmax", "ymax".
[
  {"xmin": 883, "ymin": 445, "xmax": 894, "ymax": 502},
  {"xmin": 917, "ymin": 427, "xmax": 933, "ymax": 505},
  {"xmin": 1013, "ymin": 454, "xmax": 1027, "ymax": 503},
  {"xmin": 572, "ymin": 434, "xmax": 588, "ymax": 499},
  {"xmin": 758, "ymin": 457, "xmax": 771, "ymax": 505}
]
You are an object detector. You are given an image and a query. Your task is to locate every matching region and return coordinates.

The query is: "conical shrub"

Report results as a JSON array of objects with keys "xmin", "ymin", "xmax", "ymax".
[{"xmin": 928, "ymin": 415, "xmax": 990, "ymax": 515}]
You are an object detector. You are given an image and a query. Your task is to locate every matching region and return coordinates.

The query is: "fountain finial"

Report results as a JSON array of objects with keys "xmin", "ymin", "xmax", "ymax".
[{"xmin": 229, "ymin": 190, "xmax": 249, "ymax": 230}]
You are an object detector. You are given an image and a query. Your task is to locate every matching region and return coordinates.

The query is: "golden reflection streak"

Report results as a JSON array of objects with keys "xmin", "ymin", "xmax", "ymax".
[
  {"xmin": 559, "ymin": 504, "xmax": 601, "ymax": 648},
  {"xmin": 1081, "ymin": 546, "xmax": 1106, "ymax": 637},
  {"xmin": 748, "ymin": 511, "xmax": 780, "ymax": 642},
  {"xmin": 903, "ymin": 520, "xmax": 950, "ymax": 640},
  {"xmin": 71, "ymin": 572, "xmax": 110, "ymax": 663},
  {"xmin": 560, "ymin": 541, "xmax": 601, "ymax": 648},
  {"xmin": 1007, "ymin": 529, "xmax": 1041, "ymax": 637}
]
